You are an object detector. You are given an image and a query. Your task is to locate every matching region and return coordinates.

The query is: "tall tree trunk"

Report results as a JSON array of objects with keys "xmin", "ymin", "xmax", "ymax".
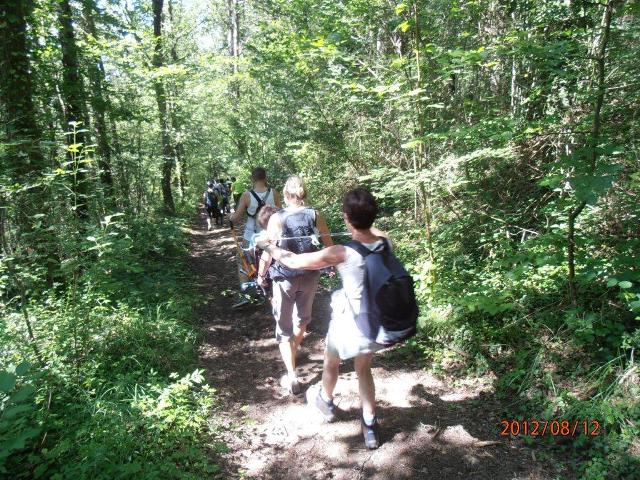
[
  {"xmin": 226, "ymin": 0, "xmax": 247, "ymax": 160},
  {"xmin": 567, "ymin": 0, "xmax": 615, "ymax": 305},
  {"xmin": 152, "ymin": 0, "xmax": 176, "ymax": 213},
  {"xmin": 411, "ymin": 1, "xmax": 435, "ymax": 265},
  {"xmin": 168, "ymin": 0, "xmax": 186, "ymax": 197},
  {"xmin": 58, "ymin": 0, "xmax": 91, "ymax": 218},
  {"xmin": 0, "ymin": 0, "xmax": 44, "ymax": 178},
  {"xmin": 0, "ymin": 1, "xmax": 59, "ymax": 288},
  {"xmin": 227, "ymin": 0, "xmax": 240, "ymax": 75},
  {"xmin": 108, "ymin": 112, "xmax": 131, "ymax": 205},
  {"xmin": 81, "ymin": 0, "xmax": 114, "ymax": 198}
]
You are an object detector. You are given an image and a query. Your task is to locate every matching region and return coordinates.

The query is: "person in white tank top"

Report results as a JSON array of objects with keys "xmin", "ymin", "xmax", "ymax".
[
  {"xmin": 257, "ymin": 188, "xmax": 387, "ymax": 451},
  {"xmin": 230, "ymin": 167, "xmax": 281, "ymax": 283}
]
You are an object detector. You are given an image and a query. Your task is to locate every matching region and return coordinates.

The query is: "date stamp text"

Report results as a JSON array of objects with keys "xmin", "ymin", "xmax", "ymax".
[{"xmin": 500, "ymin": 419, "xmax": 601, "ymax": 437}]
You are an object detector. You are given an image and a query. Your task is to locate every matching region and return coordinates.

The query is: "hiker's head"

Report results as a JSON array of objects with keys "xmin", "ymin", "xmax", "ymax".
[
  {"xmin": 231, "ymin": 176, "xmax": 236, "ymax": 182},
  {"xmin": 207, "ymin": 181, "xmax": 213, "ymax": 188},
  {"xmin": 218, "ymin": 178, "xmax": 224, "ymax": 184},
  {"xmin": 342, "ymin": 188, "xmax": 378, "ymax": 230},
  {"xmin": 257, "ymin": 205, "xmax": 279, "ymax": 229},
  {"xmin": 283, "ymin": 176, "xmax": 307, "ymax": 207},
  {"xmin": 251, "ymin": 167, "xmax": 267, "ymax": 184}
]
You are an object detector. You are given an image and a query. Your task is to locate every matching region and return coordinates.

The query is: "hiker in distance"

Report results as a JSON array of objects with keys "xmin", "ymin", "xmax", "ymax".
[
  {"xmin": 257, "ymin": 188, "xmax": 418, "ymax": 449},
  {"xmin": 256, "ymin": 176, "xmax": 333, "ymax": 395},
  {"xmin": 203, "ymin": 181, "xmax": 222, "ymax": 231},
  {"xmin": 231, "ymin": 176, "xmax": 243, "ymax": 208},
  {"xmin": 230, "ymin": 167, "xmax": 281, "ymax": 283}
]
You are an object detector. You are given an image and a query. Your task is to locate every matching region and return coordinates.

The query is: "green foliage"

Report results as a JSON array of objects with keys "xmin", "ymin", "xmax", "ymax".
[
  {"xmin": 0, "ymin": 363, "xmax": 39, "ymax": 474},
  {"xmin": 0, "ymin": 216, "xmax": 219, "ymax": 478}
]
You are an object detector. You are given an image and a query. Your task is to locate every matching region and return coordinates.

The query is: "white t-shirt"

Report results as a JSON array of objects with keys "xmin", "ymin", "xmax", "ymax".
[
  {"xmin": 326, "ymin": 240, "xmax": 386, "ymax": 360},
  {"xmin": 243, "ymin": 189, "xmax": 276, "ymax": 241}
]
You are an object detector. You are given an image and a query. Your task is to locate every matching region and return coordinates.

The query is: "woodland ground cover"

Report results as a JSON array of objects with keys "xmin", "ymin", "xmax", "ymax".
[{"xmin": 1, "ymin": 213, "xmax": 218, "ymax": 478}]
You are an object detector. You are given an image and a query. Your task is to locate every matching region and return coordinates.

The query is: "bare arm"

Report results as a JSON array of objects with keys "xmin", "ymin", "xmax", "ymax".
[
  {"xmin": 230, "ymin": 191, "xmax": 249, "ymax": 224},
  {"xmin": 315, "ymin": 211, "xmax": 333, "ymax": 247},
  {"xmin": 257, "ymin": 213, "xmax": 282, "ymax": 279},
  {"xmin": 265, "ymin": 244, "xmax": 347, "ymax": 270},
  {"xmin": 258, "ymin": 250, "xmax": 272, "ymax": 285}
]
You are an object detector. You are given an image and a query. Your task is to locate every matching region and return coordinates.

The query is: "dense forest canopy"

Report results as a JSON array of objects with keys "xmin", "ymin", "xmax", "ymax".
[{"xmin": 1, "ymin": 0, "xmax": 639, "ymax": 478}]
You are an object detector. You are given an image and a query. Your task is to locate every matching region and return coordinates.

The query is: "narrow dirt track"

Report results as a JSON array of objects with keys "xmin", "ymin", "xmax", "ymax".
[{"xmin": 188, "ymin": 212, "xmax": 564, "ymax": 480}]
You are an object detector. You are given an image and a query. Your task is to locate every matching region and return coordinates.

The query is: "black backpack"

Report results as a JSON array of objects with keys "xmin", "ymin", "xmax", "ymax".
[
  {"xmin": 205, "ymin": 190, "xmax": 218, "ymax": 207},
  {"xmin": 247, "ymin": 188, "xmax": 270, "ymax": 218},
  {"xmin": 270, "ymin": 208, "xmax": 318, "ymax": 279},
  {"xmin": 347, "ymin": 239, "xmax": 418, "ymax": 346}
]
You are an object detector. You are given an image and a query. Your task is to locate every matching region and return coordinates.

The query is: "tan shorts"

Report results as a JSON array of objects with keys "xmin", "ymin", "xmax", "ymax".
[{"xmin": 271, "ymin": 272, "xmax": 321, "ymax": 343}]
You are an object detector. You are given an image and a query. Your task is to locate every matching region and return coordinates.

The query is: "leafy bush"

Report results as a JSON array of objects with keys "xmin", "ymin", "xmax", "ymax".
[{"xmin": 0, "ymin": 215, "xmax": 220, "ymax": 479}]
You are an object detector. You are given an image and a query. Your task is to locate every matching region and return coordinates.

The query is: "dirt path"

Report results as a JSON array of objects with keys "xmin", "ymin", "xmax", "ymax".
[{"xmin": 188, "ymin": 215, "xmax": 562, "ymax": 480}]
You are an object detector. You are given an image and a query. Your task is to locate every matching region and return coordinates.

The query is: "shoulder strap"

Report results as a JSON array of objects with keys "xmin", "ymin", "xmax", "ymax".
[
  {"xmin": 346, "ymin": 238, "xmax": 389, "ymax": 257},
  {"xmin": 249, "ymin": 189, "xmax": 265, "ymax": 206},
  {"xmin": 346, "ymin": 240, "xmax": 372, "ymax": 258}
]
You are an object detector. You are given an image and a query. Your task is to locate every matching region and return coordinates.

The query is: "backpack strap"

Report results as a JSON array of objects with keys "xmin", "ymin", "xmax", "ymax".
[
  {"xmin": 249, "ymin": 189, "xmax": 263, "ymax": 206},
  {"xmin": 248, "ymin": 188, "xmax": 270, "ymax": 217},
  {"xmin": 346, "ymin": 240, "xmax": 370, "ymax": 257},
  {"xmin": 346, "ymin": 238, "xmax": 389, "ymax": 257}
]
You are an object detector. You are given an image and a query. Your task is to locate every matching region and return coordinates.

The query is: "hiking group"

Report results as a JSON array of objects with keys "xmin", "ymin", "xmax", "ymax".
[
  {"xmin": 205, "ymin": 167, "xmax": 418, "ymax": 450},
  {"xmin": 203, "ymin": 177, "xmax": 236, "ymax": 230}
]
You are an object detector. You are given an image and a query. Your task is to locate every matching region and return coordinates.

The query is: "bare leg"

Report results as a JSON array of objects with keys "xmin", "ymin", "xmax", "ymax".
[
  {"xmin": 293, "ymin": 324, "xmax": 306, "ymax": 350},
  {"xmin": 354, "ymin": 354, "xmax": 375, "ymax": 418},
  {"xmin": 322, "ymin": 351, "xmax": 340, "ymax": 400},
  {"xmin": 278, "ymin": 324, "xmax": 306, "ymax": 376},
  {"xmin": 278, "ymin": 340, "xmax": 296, "ymax": 376}
]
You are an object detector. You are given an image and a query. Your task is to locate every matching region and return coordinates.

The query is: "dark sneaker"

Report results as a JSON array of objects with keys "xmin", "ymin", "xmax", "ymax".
[
  {"xmin": 361, "ymin": 417, "xmax": 380, "ymax": 449},
  {"xmin": 280, "ymin": 374, "xmax": 301, "ymax": 395},
  {"xmin": 306, "ymin": 384, "xmax": 336, "ymax": 422}
]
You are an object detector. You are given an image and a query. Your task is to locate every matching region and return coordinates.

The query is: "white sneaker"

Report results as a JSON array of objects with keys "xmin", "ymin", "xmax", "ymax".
[
  {"xmin": 280, "ymin": 373, "xmax": 300, "ymax": 395},
  {"xmin": 306, "ymin": 383, "xmax": 337, "ymax": 422}
]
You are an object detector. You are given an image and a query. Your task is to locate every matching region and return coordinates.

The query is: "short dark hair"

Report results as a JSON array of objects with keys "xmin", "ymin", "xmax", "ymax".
[
  {"xmin": 342, "ymin": 188, "xmax": 378, "ymax": 229},
  {"xmin": 251, "ymin": 167, "xmax": 266, "ymax": 182},
  {"xmin": 231, "ymin": 177, "xmax": 236, "ymax": 181},
  {"xmin": 257, "ymin": 205, "xmax": 279, "ymax": 229}
]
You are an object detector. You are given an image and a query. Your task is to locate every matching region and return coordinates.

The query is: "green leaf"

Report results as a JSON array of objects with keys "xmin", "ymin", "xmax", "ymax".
[
  {"xmin": 1, "ymin": 404, "xmax": 34, "ymax": 420},
  {"xmin": 606, "ymin": 278, "xmax": 618, "ymax": 288},
  {"xmin": 15, "ymin": 362, "xmax": 29, "ymax": 376},
  {"xmin": 401, "ymin": 139, "xmax": 423, "ymax": 149},
  {"xmin": 618, "ymin": 281, "xmax": 633, "ymax": 289},
  {"xmin": 398, "ymin": 21, "xmax": 411, "ymax": 32},
  {"xmin": 0, "ymin": 371, "xmax": 16, "ymax": 393},
  {"xmin": 538, "ymin": 174, "xmax": 563, "ymax": 188},
  {"xmin": 10, "ymin": 385, "xmax": 36, "ymax": 404}
]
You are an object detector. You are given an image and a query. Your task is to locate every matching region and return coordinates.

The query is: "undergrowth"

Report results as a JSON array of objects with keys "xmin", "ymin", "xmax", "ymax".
[
  {"xmin": 0, "ymin": 215, "xmax": 219, "ymax": 479},
  {"xmin": 391, "ymin": 216, "xmax": 640, "ymax": 480},
  {"xmin": 348, "ymin": 156, "xmax": 640, "ymax": 480}
]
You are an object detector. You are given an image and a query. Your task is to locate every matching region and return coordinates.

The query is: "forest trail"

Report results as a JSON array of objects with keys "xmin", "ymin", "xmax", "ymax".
[{"xmin": 188, "ymin": 212, "xmax": 558, "ymax": 480}]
